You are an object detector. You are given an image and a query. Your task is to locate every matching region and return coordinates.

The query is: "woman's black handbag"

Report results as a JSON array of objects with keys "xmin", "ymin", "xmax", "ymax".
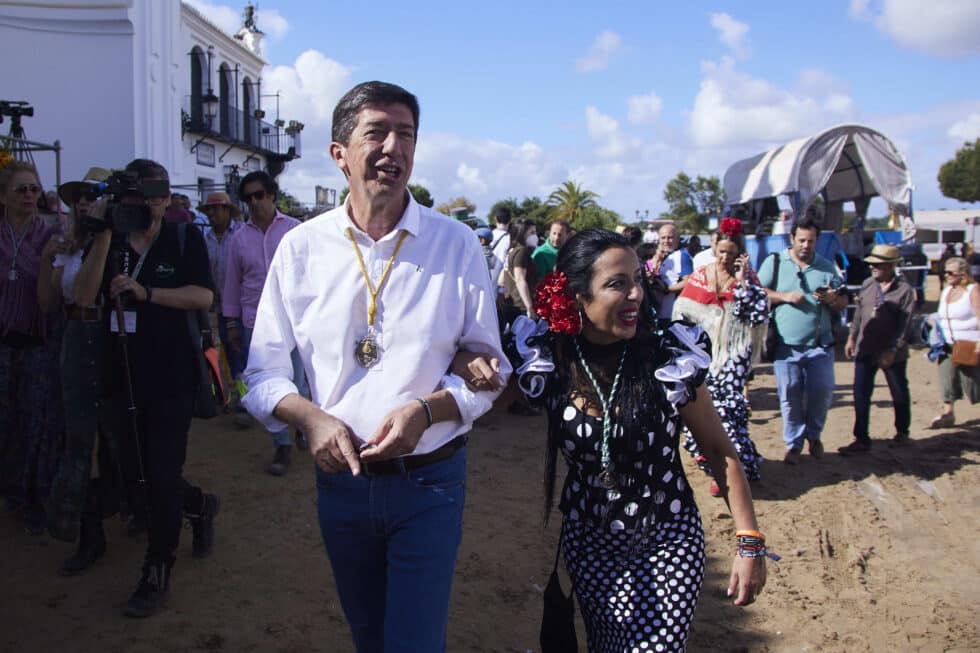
[
  {"xmin": 540, "ymin": 542, "xmax": 578, "ymax": 653},
  {"xmin": 762, "ymin": 252, "xmax": 781, "ymax": 363}
]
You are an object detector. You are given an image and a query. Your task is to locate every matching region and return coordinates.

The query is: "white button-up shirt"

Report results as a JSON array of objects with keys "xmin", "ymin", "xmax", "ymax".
[{"xmin": 242, "ymin": 195, "xmax": 511, "ymax": 455}]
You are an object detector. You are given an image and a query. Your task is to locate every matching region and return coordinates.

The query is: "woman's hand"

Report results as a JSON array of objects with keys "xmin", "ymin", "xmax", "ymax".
[
  {"xmin": 728, "ymin": 555, "xmax": 766, "ymax": 606},
  {"xmin": 450, "ymin": 351, "xmax": 503, "ymax": 391},
  {"xmin": 734, "ymin": 253, "xmax": 750, "ymax": 284},
  {"xmin": 40, "ymin": 235, "xmax": 69, "ymax": 263}
]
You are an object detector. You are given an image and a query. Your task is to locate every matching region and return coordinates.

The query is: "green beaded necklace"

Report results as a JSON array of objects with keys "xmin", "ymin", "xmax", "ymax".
[{"xmin": 574, "ymin": 338, "xmax": 627, "ymax": 490}]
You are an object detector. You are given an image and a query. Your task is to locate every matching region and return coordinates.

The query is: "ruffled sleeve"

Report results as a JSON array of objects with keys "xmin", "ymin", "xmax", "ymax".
[
  {"xmin": 653, "ymin": 322, "xmax": 711, "ymax": 412},
  {"xmin": 506, "ymin": 315, "xmax": 556, "ymax": 401},
  {"xmin": 732, "ymin": 281, "xmax": 770, "ymax": 326}
]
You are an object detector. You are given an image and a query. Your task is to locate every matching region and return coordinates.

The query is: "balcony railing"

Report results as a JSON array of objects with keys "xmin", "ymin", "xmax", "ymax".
[{"xmin": 182, "ymin": 95, "xmax": 300, "ymax": 159}]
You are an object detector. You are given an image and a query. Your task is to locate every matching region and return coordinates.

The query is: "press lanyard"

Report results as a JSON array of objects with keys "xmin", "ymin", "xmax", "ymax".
[
  {"xmin": 346, "ymin": 227, "xmax": 408, "ymax": 328},
  {"xmin": 124, "ymin": 230, "xmax": 160, "ymax": 281},
  {"xmin": 4, "ymin": 219, "xmax": 31, "ymax": 281}
]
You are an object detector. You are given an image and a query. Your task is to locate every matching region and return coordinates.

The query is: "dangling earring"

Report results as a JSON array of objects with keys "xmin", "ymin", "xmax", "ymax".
[{"xmin": 577, "ymin": 309, "xmax": 584, "ymax": 335}]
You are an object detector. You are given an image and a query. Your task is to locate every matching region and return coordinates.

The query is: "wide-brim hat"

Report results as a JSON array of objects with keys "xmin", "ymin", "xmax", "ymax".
[
  {"xmin": 197, "ymin": 191, "xmax": 242, "ymax": 218},
  {"xmin": 58, "ymin": 166, "xmax": 111, "ymax": 205},
  {"xmin": 864, "ymin": 244, "xmax": 901, "ymax": 264}
]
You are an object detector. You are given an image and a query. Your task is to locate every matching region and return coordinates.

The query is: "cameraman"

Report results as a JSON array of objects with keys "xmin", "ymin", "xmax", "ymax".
[{"xmin": 73, "ymin": 159, "xmax": 218, "ymax": 618}]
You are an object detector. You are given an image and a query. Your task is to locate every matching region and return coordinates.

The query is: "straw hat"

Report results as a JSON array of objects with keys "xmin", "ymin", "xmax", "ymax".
[
  {"xmin": 864, "ymin": 244, "xmax": 901, "ymax": 264},
  {"xmin": 197, "ymin": 191, "xmax": 242, "ymax": 218},
  {"xmin": 58, "ymin": 166, "xmax": 111, "ymax": 205}
]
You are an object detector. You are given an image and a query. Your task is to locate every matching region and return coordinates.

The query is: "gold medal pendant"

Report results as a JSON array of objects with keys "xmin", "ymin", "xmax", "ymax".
[{"xmin": 355, "ymin": 331, "xmax": 380, "ymax": 368}]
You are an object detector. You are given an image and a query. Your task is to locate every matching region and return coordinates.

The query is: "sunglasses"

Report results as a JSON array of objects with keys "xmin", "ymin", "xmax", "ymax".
[
  {"xmin": 242, "ymin": 189, "xmax": 268, "ymax": 203},
  {"xmin": 869, "ymin": 262, "xmax": 892, "ymax": 269},
  {"xmin": 12, "ymin": 184, "xmax": 42, "ymax": 195},
  {"xmin": 944, "ymin": 270, "xmax": 959, "ymax": 276}
]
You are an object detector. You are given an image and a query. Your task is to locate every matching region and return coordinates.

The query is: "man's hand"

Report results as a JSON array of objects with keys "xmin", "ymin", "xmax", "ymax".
[
  {"xmin": 360, "ymin": 401, "xmax": 429, "ymax": 462},
  {"xmin": 845, "ymin": 337, "xmax": 856, "ymax": 359},
  {"xmin": 451, "ymin": 351, "xmax": 503, "ymax": 392},
  {"xmin": 304, "ymin": 411, "xmax": 362, "ymax": 474},
  {"xmin": 109, "ymin": 274, "xmax": 148, "ymax": 302}
]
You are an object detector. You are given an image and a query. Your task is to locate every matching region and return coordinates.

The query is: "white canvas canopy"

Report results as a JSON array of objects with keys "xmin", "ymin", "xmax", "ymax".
[{"xmin": 723, "ymin": 124, "xmax": 912, "ymax": 229}]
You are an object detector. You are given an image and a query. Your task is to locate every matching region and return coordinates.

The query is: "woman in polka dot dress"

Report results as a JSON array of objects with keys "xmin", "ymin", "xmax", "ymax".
[
  {"xmin": 672, "ymin": 221, "xmax": 768, "ymax": 490},
  {"xmin": 463, "ymin": 230, "xmax": 767, "ymax": 652}
]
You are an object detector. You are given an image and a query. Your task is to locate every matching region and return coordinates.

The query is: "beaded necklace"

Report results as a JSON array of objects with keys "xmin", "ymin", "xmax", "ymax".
[{"xmin": 574, "ymin": 338, "xmax": 627, "ymax": 490}]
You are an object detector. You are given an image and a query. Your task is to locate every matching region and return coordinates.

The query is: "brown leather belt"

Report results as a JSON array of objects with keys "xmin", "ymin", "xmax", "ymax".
[
  {"xmin": 361, "ymin": 436, "xmax": 466, "ymax": 476},
  {"xmin": 67, "ymin": 306, "xmax": 103, "ymax": 322}
]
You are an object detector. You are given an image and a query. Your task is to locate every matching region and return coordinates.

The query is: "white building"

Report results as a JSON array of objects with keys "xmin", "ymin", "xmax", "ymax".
[{"xmin": 0, "ymin": 0, "xmax": 302, "ymax": 203}]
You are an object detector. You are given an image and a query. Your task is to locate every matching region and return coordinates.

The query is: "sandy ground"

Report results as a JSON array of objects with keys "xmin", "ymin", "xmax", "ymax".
[{"xmin": 2, "ymin": 281, "xmax": 979, "ymax": 653}]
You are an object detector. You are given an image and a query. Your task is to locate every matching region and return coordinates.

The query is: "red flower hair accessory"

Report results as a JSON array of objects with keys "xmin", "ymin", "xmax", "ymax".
[
  {"xmin": 534, "ymin": 271, "xmax": 581, "ymax": 335},
  {"xmin": 720, "ymin": 217, "xmax": 742, "ymax": 236}
]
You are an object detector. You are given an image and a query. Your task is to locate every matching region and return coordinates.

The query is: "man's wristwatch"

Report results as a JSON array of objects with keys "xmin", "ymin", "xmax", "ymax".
[{"xmin": 144, "ymin": 285, "xmax": 153, "ymax": 303}]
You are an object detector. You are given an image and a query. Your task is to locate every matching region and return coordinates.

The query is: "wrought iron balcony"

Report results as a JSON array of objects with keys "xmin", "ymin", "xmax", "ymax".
[{"xmin": 182, "ymin": 95, "xmax": 301, "ymax": 160}]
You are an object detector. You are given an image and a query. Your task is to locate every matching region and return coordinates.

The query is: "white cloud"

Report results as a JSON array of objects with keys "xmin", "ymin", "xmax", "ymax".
[
  {"xmin": 627, "ymin": 92, "xmax": 663, "ymax": 125},
  {"xmin": 948, "ymin": 113, "xmax": 980, "ymax": 141},
  {"xmin": 262, "ymin": 50, "xmax": 353, "ymax": 127},
  {"xmin": 850, "ymin": 0, "xmax": 980, "ymax": 57},
  {"xmin": 576, "ymin": 30, "xmax": 623, "ymax": 73},
  {"xmin": 410, "ymin": 134, "xmax": 570, "ymax": 215},
  {"xmin": 185, "ymin": 0, "xmax": 289, "ymax": 40},
  {"xmin": 456, "ymin": 163, "xmax": 488, "ymax": 195},
  {"xmin": 710, "ymin": 12, "xmax": 750, "ymax": 59},
  {"xmin": 585, "ymin": 106, "xmax": 640, "ymax": 159},
  {"xmin": 689, "ymin": 57, "xmax": 857, "ymax": 148}
]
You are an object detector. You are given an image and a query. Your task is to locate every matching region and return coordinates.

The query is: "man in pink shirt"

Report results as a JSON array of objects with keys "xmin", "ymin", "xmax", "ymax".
[{"xmin": 222, "ymin": 171, "xmax": 304, "ymax": 475}]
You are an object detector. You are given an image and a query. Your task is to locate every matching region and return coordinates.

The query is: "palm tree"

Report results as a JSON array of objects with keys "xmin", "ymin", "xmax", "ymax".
[{"xmin": 547, "ymin": 181, "xmax": 599, "ymax": 223}]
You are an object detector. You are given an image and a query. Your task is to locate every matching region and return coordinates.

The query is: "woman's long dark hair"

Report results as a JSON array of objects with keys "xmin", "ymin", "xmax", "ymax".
[
  {"xmin": 542, "ymin": 229, "xmax": 668, "ymax": 518},
  {"xmin": 508, "ymin": 219, "xmax": 537, "ymax": 252}
]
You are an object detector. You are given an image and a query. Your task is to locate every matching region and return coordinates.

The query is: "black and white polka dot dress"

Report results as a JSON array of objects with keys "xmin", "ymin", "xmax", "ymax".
[
  {"xmin": 676, "ymin": 281, "xmax": 769, "ymax": 481},
  {"xmin": 513, "ymin": 320, "xmax": 712, "ymax": 652}
]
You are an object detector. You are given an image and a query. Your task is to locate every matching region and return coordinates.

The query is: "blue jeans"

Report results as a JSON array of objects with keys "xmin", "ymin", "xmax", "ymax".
[
  {"xmin": 315, "ymin": 448, "xmax": 467, "ymax": 653},
  {"xmin": 240, "ymin": 326, "xmax": 308, "ymax": 448},
  {"xmin": 853, "ymin": 357, "xmax": 910, "ymax": 444},
  {"xmin": 773, "ymin": 344, "xmax": 835, "ymax": 451}
]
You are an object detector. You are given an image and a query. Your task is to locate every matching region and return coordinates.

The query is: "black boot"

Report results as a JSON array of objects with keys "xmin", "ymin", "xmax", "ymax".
[
  {"xmin": 186, "ymin": 493, "xmax": 220, "ymax": 558},
  {"xmin": 59, "ymin": 488, "xmax": 106, "ymax": 577},
  {"xmin": 124, "ymin": 558, "xmax": 173, "ymax": 618}
]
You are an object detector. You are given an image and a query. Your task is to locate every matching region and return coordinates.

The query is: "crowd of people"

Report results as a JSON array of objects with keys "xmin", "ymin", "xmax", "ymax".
[{"xmin": 2, "ymin": 78, "xmax": 978, "ymax": 652}]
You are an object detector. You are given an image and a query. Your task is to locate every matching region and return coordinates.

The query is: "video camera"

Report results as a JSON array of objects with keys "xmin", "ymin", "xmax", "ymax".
[
  {"xmin": 0, "ymin": 100, "xmax": 34, "ymax": 121},
  {"xmin": 76, "ymin": 170, "xmax": 170, "ymax": 234}
]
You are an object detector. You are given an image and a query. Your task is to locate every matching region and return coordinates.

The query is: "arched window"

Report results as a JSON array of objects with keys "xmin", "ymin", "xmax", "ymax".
[
  {"xmin": 218, "ymin": 62, "xmax": 232, "ymax": 137},
  {"xmin": 242, "ymin": 76, "xmax": 256, "ymax": 145},
  {"xmin": 189, "ymin": 46, "xmax": 206, "ymax": 127}
]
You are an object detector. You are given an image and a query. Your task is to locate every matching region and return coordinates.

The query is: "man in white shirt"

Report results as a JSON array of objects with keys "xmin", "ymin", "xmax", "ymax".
[
  {"xmin": 489, "ymin": 206, "xmax": 511, "ymax": 290},
  {"xmin": 691, "ymin": 231, "xmax": 719, "ymax": 271},
  {"xmin": 242, "ymin": 81, "xmax": 509, "ymax": 652},
  {"xmin": 650, "ymin": 223, "xmax": 693, "ymax": 318}
]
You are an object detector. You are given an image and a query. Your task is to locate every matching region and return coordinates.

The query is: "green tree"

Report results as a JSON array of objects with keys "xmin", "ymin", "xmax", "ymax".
[
  {"xmin": 547, "ymin": 180, "xmax": 599, "ymax": 223},
  {"xmin": 435, "ymin": 196, "xmax": 477, "ymax": 217},
  {"xmin": 408, "ymin": 183, "xmax": 434, "ymax": 207},
  {"xmin": 276, "ymin": 189, "xmax": 306, "ymax": 217},
  {"xmin": 938, "ymin": 139, "xmax": 980, "ymax": 202},
  {"xmin": 338, "ymin": 186, "xmax": 349, "ymax": 205},
  {"xmin": 573, "ymin": 205, "xmax": 621, "ymax": 232},
  {"xmin": 661, "ymin": 172, "xmax": 726, "ymax": 234}
]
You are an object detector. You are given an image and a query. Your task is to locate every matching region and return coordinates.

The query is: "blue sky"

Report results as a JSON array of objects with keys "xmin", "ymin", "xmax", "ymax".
[{"xmin": 189, "ymin": 0, "xmax": 980, "ymax": 219}]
